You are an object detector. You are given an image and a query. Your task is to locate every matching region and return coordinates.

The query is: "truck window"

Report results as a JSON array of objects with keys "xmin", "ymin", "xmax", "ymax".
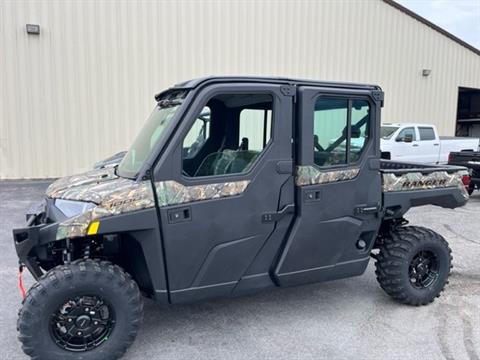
[
  {"xmin": 182, "ymin": 93, "xmax": 273, "ymax": 177},
  {"xmin": 418, "ymin": 127, "xmax": 436, "ymax": 141},
  {"xmin": 397, "ymin": 127, "xmax": 416, "ymax": 141},
  {"xmin": 381, "ymin": 126, "xmax": 400, "ymax": 139},
  {"xmin": 313, "ymin": 97, "xmax": 370, "ymax": 166}
]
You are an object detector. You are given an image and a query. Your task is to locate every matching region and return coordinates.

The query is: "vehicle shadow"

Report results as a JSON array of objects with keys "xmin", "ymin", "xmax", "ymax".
[{"xmin": 126, "ymin": 269, "xmax": 397, "ymax": 359}]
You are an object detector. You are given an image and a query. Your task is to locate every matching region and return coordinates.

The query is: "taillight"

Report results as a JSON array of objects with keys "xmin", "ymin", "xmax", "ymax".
[
  {"xmin": 462, "ymin": 175, "xmax": 471, "ymax": 187},
  {"xmin": 448, "ymin": 153, "xmax": 454, "ymax": 163}
]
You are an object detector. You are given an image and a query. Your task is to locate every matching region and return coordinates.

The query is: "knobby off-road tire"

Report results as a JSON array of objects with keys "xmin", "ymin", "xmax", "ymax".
[
  {"xmin": 375, "ymin": 226, "xmax": 452, "ymax": 306},
  {"xmin": 17, "ymin": 259, "xmax": 143, "ymax": 360}
]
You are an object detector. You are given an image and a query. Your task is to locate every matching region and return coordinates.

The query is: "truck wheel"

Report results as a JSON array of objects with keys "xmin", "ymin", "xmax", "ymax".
[
  {"xmin": 375, "ymin": 226, "xmax": 452, "ymax": 306},
  {"xmin": 17, "ymin": 260, "xmax": 143, "ymax": 360}
]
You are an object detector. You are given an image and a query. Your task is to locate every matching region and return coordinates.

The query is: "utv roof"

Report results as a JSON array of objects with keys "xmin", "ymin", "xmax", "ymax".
[{"xmin": 172, "ymin": 76, "xmax": 382, "ymax": 91}]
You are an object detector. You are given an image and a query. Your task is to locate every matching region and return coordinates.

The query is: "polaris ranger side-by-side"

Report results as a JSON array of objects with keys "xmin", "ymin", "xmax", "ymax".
[{"xmin": 13, "ymin": 77, "xmax": 470, "ymax": 360}]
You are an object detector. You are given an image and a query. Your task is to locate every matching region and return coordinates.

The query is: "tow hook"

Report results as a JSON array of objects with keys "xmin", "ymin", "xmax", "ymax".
[{"xmin": 18, "ymin": 264, "xmax": 26, "ymax": 300}]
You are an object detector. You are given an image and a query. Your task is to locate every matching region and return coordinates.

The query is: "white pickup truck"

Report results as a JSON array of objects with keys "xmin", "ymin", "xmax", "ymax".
[{"xmin": 380, "ymin": 123, "xmax": 480, "ymax": 164}]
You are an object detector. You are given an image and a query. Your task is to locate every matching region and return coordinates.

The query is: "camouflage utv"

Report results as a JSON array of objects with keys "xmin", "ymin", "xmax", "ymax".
[{"xmin": 13, "ymin": 77, "xmax": 471, "ymax": 360}]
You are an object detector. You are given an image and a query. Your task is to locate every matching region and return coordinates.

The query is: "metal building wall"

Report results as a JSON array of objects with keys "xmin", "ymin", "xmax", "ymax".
[{"xmin": 1, "ymin": 0, "xmax": 480, "ymax": 178}]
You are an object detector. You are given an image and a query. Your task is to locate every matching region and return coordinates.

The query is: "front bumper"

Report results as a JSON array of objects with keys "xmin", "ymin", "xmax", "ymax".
[
  {"xmin": 12, "ymin": 199, "xmax": 63, "ymax": 280},
  {"xmin": 13, "ymin": 222, "xmax": 58, "ymax": 280}
]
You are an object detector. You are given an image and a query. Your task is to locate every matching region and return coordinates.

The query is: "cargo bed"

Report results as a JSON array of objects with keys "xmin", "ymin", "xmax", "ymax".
[{"xmin": 380, "ymin": 160, "xmax": 469, "ymax": 219}]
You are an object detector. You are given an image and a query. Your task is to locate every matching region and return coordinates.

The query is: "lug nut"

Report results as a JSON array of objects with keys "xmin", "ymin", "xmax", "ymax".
[
  {"xmin": 77, "ymin": 331, "xmax": 82, "ymax": 336},
  {"xmin": 94, "ymin": 321, "xmax": 98, "ymax": 325},
  {"xmin": 68, "ymin": 319, "xmax": 73, "ymax": 322}
]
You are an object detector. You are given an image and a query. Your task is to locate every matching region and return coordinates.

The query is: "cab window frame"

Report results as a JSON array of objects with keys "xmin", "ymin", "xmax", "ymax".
[{"xmin": 178, "ymin": 90, "xmax": 277, "ymax": 181}]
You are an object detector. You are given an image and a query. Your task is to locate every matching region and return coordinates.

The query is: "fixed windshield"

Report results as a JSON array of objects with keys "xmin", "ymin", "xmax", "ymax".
[
  {"xmin": 118, "ymin": 100, "xmax": 183, "ymax": 178},
  {"xmin": 381, "ymin": 126, "xmax": 399, "ymax": 139}
]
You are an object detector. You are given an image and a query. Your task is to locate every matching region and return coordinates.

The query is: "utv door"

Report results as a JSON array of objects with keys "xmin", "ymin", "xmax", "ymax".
[
  {"xmin": 153, "ymin": 83, "xmax": 295, "ymax": 303},
  {"xmin": 275, "ymin": 86, "xmax": 383, "ymax": 286}
]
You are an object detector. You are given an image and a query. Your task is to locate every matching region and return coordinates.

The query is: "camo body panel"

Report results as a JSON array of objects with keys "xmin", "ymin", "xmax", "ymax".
[
  {"xmin": 54, "ymin": 175, "xmax": 250, "ymax": 239},
  {"xmin": 56, "ymin": 180, "xmax": 156, "ymax": 239},
  {"xmin": 46, "ymin": 168, "xmax": 117, "ymax": 201},
  {"xmin": 296, "ymin": 166, "xmax": 360, "ymax": 186},
  {"xmin": 155, "ymin": 180, "xmax": 250, "ymax": 207},
  {"xmin": 382, "ymin": 170, "xmax": 469, "ymax": 200}
]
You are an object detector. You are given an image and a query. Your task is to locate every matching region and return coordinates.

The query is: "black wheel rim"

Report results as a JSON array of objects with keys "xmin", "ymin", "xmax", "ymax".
[
  {"xmin": 50, "ymin": 295, "xmax": 115, "ymax": 352},
  {"xmin": 408, "ymin": 250, "xmax": 440, "ymax": 289}
]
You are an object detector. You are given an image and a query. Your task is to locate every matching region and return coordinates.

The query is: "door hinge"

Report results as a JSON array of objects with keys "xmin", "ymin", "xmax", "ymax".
[
  {"xmin": 262, "ymin": 204, "xmax": 295, "ymax": 223},
  {"xmin": 280, "ymin": 85, "xmax": 296, "ymax": 102},
  {"xmin": 372, "ymin": 90, "xmax": 384, "ymax": 107}
]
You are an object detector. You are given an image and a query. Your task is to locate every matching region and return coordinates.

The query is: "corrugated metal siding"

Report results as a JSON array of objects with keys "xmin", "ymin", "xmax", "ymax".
[{"xmin": 1, "ymin": 0, "xmax": 479, "ymax": 178}]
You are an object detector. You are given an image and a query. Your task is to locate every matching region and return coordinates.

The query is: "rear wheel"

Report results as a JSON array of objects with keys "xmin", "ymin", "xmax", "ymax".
[
  {"xmin": 375, "ymin": 226, "xmax": 452, "ymax": 305},
  {"xmin": 17, "ymin": 260, "xmax": 143, "ymax": 360}
]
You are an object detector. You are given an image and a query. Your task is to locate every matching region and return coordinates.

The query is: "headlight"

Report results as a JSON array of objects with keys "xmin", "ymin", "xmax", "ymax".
[{"xmin": 54, "ymin": 199, "xmax": 96, "ymax": 218}]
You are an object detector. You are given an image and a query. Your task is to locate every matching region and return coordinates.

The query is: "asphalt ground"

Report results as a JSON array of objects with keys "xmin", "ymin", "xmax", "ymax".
[{"xmin": 0, "ymin": 180, "xmax": 479, "ymax": 360}]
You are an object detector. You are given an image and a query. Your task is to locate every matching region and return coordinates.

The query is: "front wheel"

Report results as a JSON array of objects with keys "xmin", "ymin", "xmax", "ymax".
[
  {"xmin": 17, "ymin": 260, "xmax": 143, "ymax": 360},
  {"xmin": 375, "ymin": 226, "xmax": 452, "ymax": 305}
]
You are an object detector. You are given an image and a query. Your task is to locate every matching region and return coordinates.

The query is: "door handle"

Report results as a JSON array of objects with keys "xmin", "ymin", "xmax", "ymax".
[
  {"xmin": 354, "ymin": 204, "xmax": 381, "ymax": 215},
  {"xmin": 167, "ymin": 206, "xmax": 191, "ymax": 224},
  {"xmin": 412, "ymin": 144, "xmax": 419, "ymax": 147},
  {"xmin": 433, "ymin": 143, "xmax": 440, "ymax": 146},
  {"xmin": 262, "ymin": 204, "xmax": 295, "ymax": 223}
]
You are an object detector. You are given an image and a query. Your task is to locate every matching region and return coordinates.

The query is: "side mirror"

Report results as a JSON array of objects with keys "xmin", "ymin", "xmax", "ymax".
[
  {"xmin": 396, "ymin": 134, "xmax": 413, "ymax": 143},
  {"xmin": 403, "ymin": 134, "xmax": 413, "ymax": 143}
]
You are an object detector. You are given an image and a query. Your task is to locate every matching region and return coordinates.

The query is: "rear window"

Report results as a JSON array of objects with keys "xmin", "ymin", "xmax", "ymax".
[{"xmin": 418, "ymin": 127, "xmax": 436, "ymax": 141}]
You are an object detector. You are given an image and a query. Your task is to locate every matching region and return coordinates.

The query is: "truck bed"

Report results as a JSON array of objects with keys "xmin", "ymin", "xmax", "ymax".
[
  {"xmin": 448, "ymin": 151, "xmax": 480, "ymax": 189},
  {"xmin": 448, "ymin": 151, "xmax": 480, "ymax": 172},
  {"xmin": 380, "ymin": 160, "xmax": 469, "ymax": 219}
]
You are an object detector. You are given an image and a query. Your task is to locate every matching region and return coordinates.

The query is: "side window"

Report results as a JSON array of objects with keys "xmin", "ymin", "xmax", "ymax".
[
  {"xmin": 182, "ymin": 94, "xmax": 273, "ymax": 177},
  {"xmin": 418, "ymin": 127, "xmax": 436, "ymax": 141},
  {"xmin": 314, "ymin": 98, "xmax": 348, "ymax": 166},
  {"xmin": 350, "ymin": 100, "xmax": 369, "ymax": 162},
  {"xmin": 239, "ymin": 109, "xmax": 272, "ymax": 151},
  {"xmin": 397, "ymin": 127, "xmax": 416, "ymax": 141},
  {"xmin": 183, "ymin": 107, "xmax": 211, "ymax": 159},
  {"xmin": 313, "ymin": 97, "xmax": 370, "ymax": 167}
]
